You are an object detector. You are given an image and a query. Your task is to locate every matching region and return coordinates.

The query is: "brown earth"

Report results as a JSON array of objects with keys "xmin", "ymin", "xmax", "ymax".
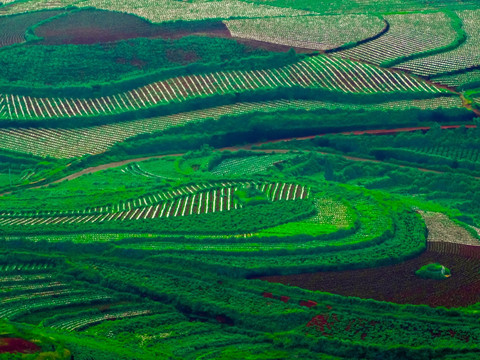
[
  {"xmin": 34, "ymin": 10, "xmax": 231, "ymax": 45},
  {"xmin": 0, "ymin": 338, "xmax": 40, "ymax": 354},
  {"xmin": 259, "ymin": 242, "xmax": 480, "ymax": 308}
]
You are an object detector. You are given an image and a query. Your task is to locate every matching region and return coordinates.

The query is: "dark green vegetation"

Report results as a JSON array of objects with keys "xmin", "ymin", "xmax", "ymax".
[
  {"xmin": 1, "ymin": 0, "xmax": 480, "ymax": 359},
  {"xmin": 416, "ymin": 263, "xmax": 451, "ymax": 280}
]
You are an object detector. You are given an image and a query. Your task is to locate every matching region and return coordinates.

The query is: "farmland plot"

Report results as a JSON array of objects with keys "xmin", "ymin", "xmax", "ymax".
[
  {"xmin": 210, "ymin": 154, "xmax": 298, "ymax": 176},
  {"xmin": 47, "ymin": 305, "xmax": 158, "ymax": 332},
  {"xmin": 122, "ymin": 189, "xmax": 394, "ymax": 255},
  {"xmin": 410, "ymin": 146, "xmax": 480, "ymax": 163},
  {"xmin": 225, "ymin": 14, "xmax": 385, "ymax": 51},
  {"xmin": 157, "ymin": 207, "xmax": 422, "ymax": 273},
  {"xmin": 76, "ymin": 0, "xmax": 312, "ymax": 23},
  {"xmin": 420, "ymin": 212, "xmax": 480, "ymax": 246},
  {"xmin": 255, "ymin": 196, "xmax": 356, "ymax": 237},
  {"xmin": 0, "ymin": 181, "xmax": 309, "ymax": 229},
  {"xmin": 4, "ymin": 232, "xmax": 158, "ymax": 244},
  {"xmin": 0, "ymin": 95, "xmax": 460, "ymax": 158},
  {"xmin": 0, "ymin": 0, "xmax": 78, "ymax": 15},
  {"xmin": 432, "ymin": 69, "xmax": 480, "ymax": 88},
  {"xmin": 0, "ymin": 55, "xmax": 445, "ymax": 123},
  {"xmin": 0, "ymin": 264, "xmax": 113, "ymax": 321},
  {"xmin": 262, "ymin": 237, "xmax": 480, "ymax": 307},
  {"xmin": 396, "ymin": 10, "xmax": 480, "ymax": 76},
  {"xmin": 338, "ymin": 12, "xmax": 458, "ymax": 66},
  {"xmin": 0, "ymin": 10, "xmax": 64, "ymax": 48}
]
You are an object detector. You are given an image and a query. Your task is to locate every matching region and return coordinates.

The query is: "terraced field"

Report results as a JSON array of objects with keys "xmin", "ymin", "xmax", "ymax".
[
  {"xmin": 0, "ymin": 262, "xmax": 113, "ymax": 321},
  {"xmin": 75, "ymin": 0, "xmax": 312, "ymax": 23},
  {"xmin": 225, "ymin": 14, "xmax": 386, "ymax": 51},
  {"xmin": 0, "ymin": 181, "xmax": 310, "ymax": 233},
  {"xmin": 396, "ymin": 10, "xmax": 480, "ymax": 76},
  {"xmin": 338, "ymin": 12, "xmax": 458, "ymax": 66},
  {"xmin": 0, "ymin": 96, "xmax": 462, "ymax": 158},
  {"xmin": 432, "ymin": 69, "xmax": 480, "ymax": 88},
  {"xmin": 0, "ymin": 10, "xmax": 64, "ymax": 48},
  {"xmin": 0, "ymin": 55, "xmax": 445, "ymax": 123},
  {"xmin": 1, "ymin": 1, "xmax": 480, "ymax": 359}
]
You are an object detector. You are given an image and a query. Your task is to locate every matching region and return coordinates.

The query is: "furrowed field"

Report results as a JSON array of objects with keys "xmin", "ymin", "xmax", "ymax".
[{"xmin": 0, "ymin": 0, "xmax": 480, "ymax": 359}]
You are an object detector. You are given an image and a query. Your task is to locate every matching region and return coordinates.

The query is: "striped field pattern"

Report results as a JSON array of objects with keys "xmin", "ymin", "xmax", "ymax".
[
  {"xmin": 0, "ymin": 96, "xmax": 461, "ymax": 158},
  {"xmin": 0, "ymin": 182, "xmax": 310, "ymax": 228},
  {"xmin": 338, "ymin": 12, "xmax": 457, "ymax": 65},
  {"xmin": 396, "ymin": 10, "xmax": 480, "ymax": 76},
  {"xmin": 48, "ymin": 306, "xmax": 155, "ymax": 331},
  {"xmin": 0, "ymin": 56, "xmax": 445, "ymax": 121}
]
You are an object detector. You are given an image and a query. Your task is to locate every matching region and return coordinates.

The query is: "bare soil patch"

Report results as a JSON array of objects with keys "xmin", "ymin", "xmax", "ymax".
[
  {"xmin": 0, "ymin": 338, "xmax": 40, "ymax": 354},
  {"xmin": 260, "ymin": 244, "xmax": 480, "ymax": 307},
  {"xmin": 34, "ymin": 10, "xmax": 230, "ymax": 45}
]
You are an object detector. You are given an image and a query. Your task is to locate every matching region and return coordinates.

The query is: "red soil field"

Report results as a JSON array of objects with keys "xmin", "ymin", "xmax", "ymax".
[
  {"xmin": 0, "ymin": 338, "xmax": 40, "ymax": 354},
  {"xmin": 0, "ymin": 10, "xmax": 63, "ymax": 48},
  {"xmin": 260, "ymin": 243, "xmax": 480, "ymax": 307},
  {"xmin": 34, "ymin": 10, "xmax": 230, "ymax": 45}
]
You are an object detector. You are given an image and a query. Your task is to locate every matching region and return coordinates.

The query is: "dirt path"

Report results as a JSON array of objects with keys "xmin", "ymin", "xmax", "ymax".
[
  {"xmin": 461, "ymin": 94, "xmax": 480, "ymax": 117},
  {"xmin": 35, "ymin": 146, "xmax": 466, "ymax": 189},
  {"xmin": 50, "ymin": 153, "xmax": 185, "ymax": 184},
  {"xmin": 2, "ymin": 123, "xmax": 477, "ymax": 195},
  {"xmin": 223, "ymin": 124, "xmax": 477, "ymax": 150}
]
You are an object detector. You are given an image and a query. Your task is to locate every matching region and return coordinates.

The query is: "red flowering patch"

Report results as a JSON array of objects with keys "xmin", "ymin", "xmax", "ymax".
[
  {"xmin": 306, "ymin": 313, "xmax": 339, "ymax": 336},
  {"xmin": 299, "ymin": 300, "xmax": 317, "ymax": 308}
]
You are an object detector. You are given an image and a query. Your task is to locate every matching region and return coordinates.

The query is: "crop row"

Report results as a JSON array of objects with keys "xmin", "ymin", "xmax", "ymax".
[
  {"xmin": 5, "ymin": 232, "xmax": 158, "ymax": 244},
  {"xmin": 122, "ymin": 163, "xmax": 172, "ymax": 179},
  {"xmin": 0, "ymin": 55, "xmax": 443, "ymax": 121},
  {"xmin": 2, "ymin": 288, "xmax": 74, "ymax": 304},
  {"xmin": 225, "ymin": 14, "xmax": 385, "ymax": 51},
  {"xmin": 0, "ymin": 181, "xmax": 233, "ymax": 216},
  {"xmin": 1, "ymin": 281, "xmax": 65, "ymax": 293},
  {"xmin": 48, "ymin": 306, "xmax": 155, "ymax": 331},
  {"xmin": 0, "ymin": 182, "xmax": 308, "ymax": 227},
  {"xmin": 210, "ymin": 154, "xmax": 298, "ymax": 176},
  {"xmin": 0, "ymin": 262, "xmax": 54, "ymax": 272},
  {"xmin": 0, "ymin": 95, "xmax": 460, "ymax": 159},
  {"xmin": 157, "ymin": 204, "xmax": 422, "ymax": 274},
  {"xmin": 0, "ymin": 272, "xmax": 54, "ymax": 284},
  {"xmin": 0, "ymin": 291, "xmax": 112, "ymax": 320},
  {"xmin": 76, "ymin": 0, "xmax": 311, "ymax": 23},
  {"xmin": 396, "ymin": 10, "xmax": 480, "ymax": 76},
  {"xmin": 338, "ymin": 12, "xmax": 457, "ymax": 65},
  {"xmin": 120, "ymin": 194, "xmax": 384, "ymax": 254},
  {"xmin": 432, "ymin": 69, "xmax": 480, "ymax": 88},
  {"xmin": 412, "ymin": 146, "xmax": 480, "ymax": 162},
  {"xmin": 420, "ymin": 212, "xmax": 480, "ymax": 246}
]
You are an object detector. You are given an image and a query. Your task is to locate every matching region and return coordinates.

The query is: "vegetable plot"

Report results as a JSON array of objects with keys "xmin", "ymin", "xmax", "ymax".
[
  {"xmin": 225, "ymin": 14, "xmax": 385, "ymax": 51},
  {"xmin": 338, "ymin": 12, "xmax": 458, "ymax": 66},
  {"xmin": 397, "ymin": 10, "xmax": 480, "ymax": 76},
  {"xmin": 0, "ymin": 55, "xmax": 445, "ymax": 122},
  {"xmin": 0, "ymin": 181, "xmax": 310, "ymax": 228},
  {"xmin": 0, "ymin": 96, "xmax": 461, "ymax": 158}
]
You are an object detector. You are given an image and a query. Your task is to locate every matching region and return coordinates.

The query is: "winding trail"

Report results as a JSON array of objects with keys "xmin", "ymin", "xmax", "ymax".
[
  {"xmin": 28, "ymin": 123, "xmax": 477, "ymax": 188},
  {"xmin": 0, "ymin": 123, "xmax": 476, "ymax": 197}
]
